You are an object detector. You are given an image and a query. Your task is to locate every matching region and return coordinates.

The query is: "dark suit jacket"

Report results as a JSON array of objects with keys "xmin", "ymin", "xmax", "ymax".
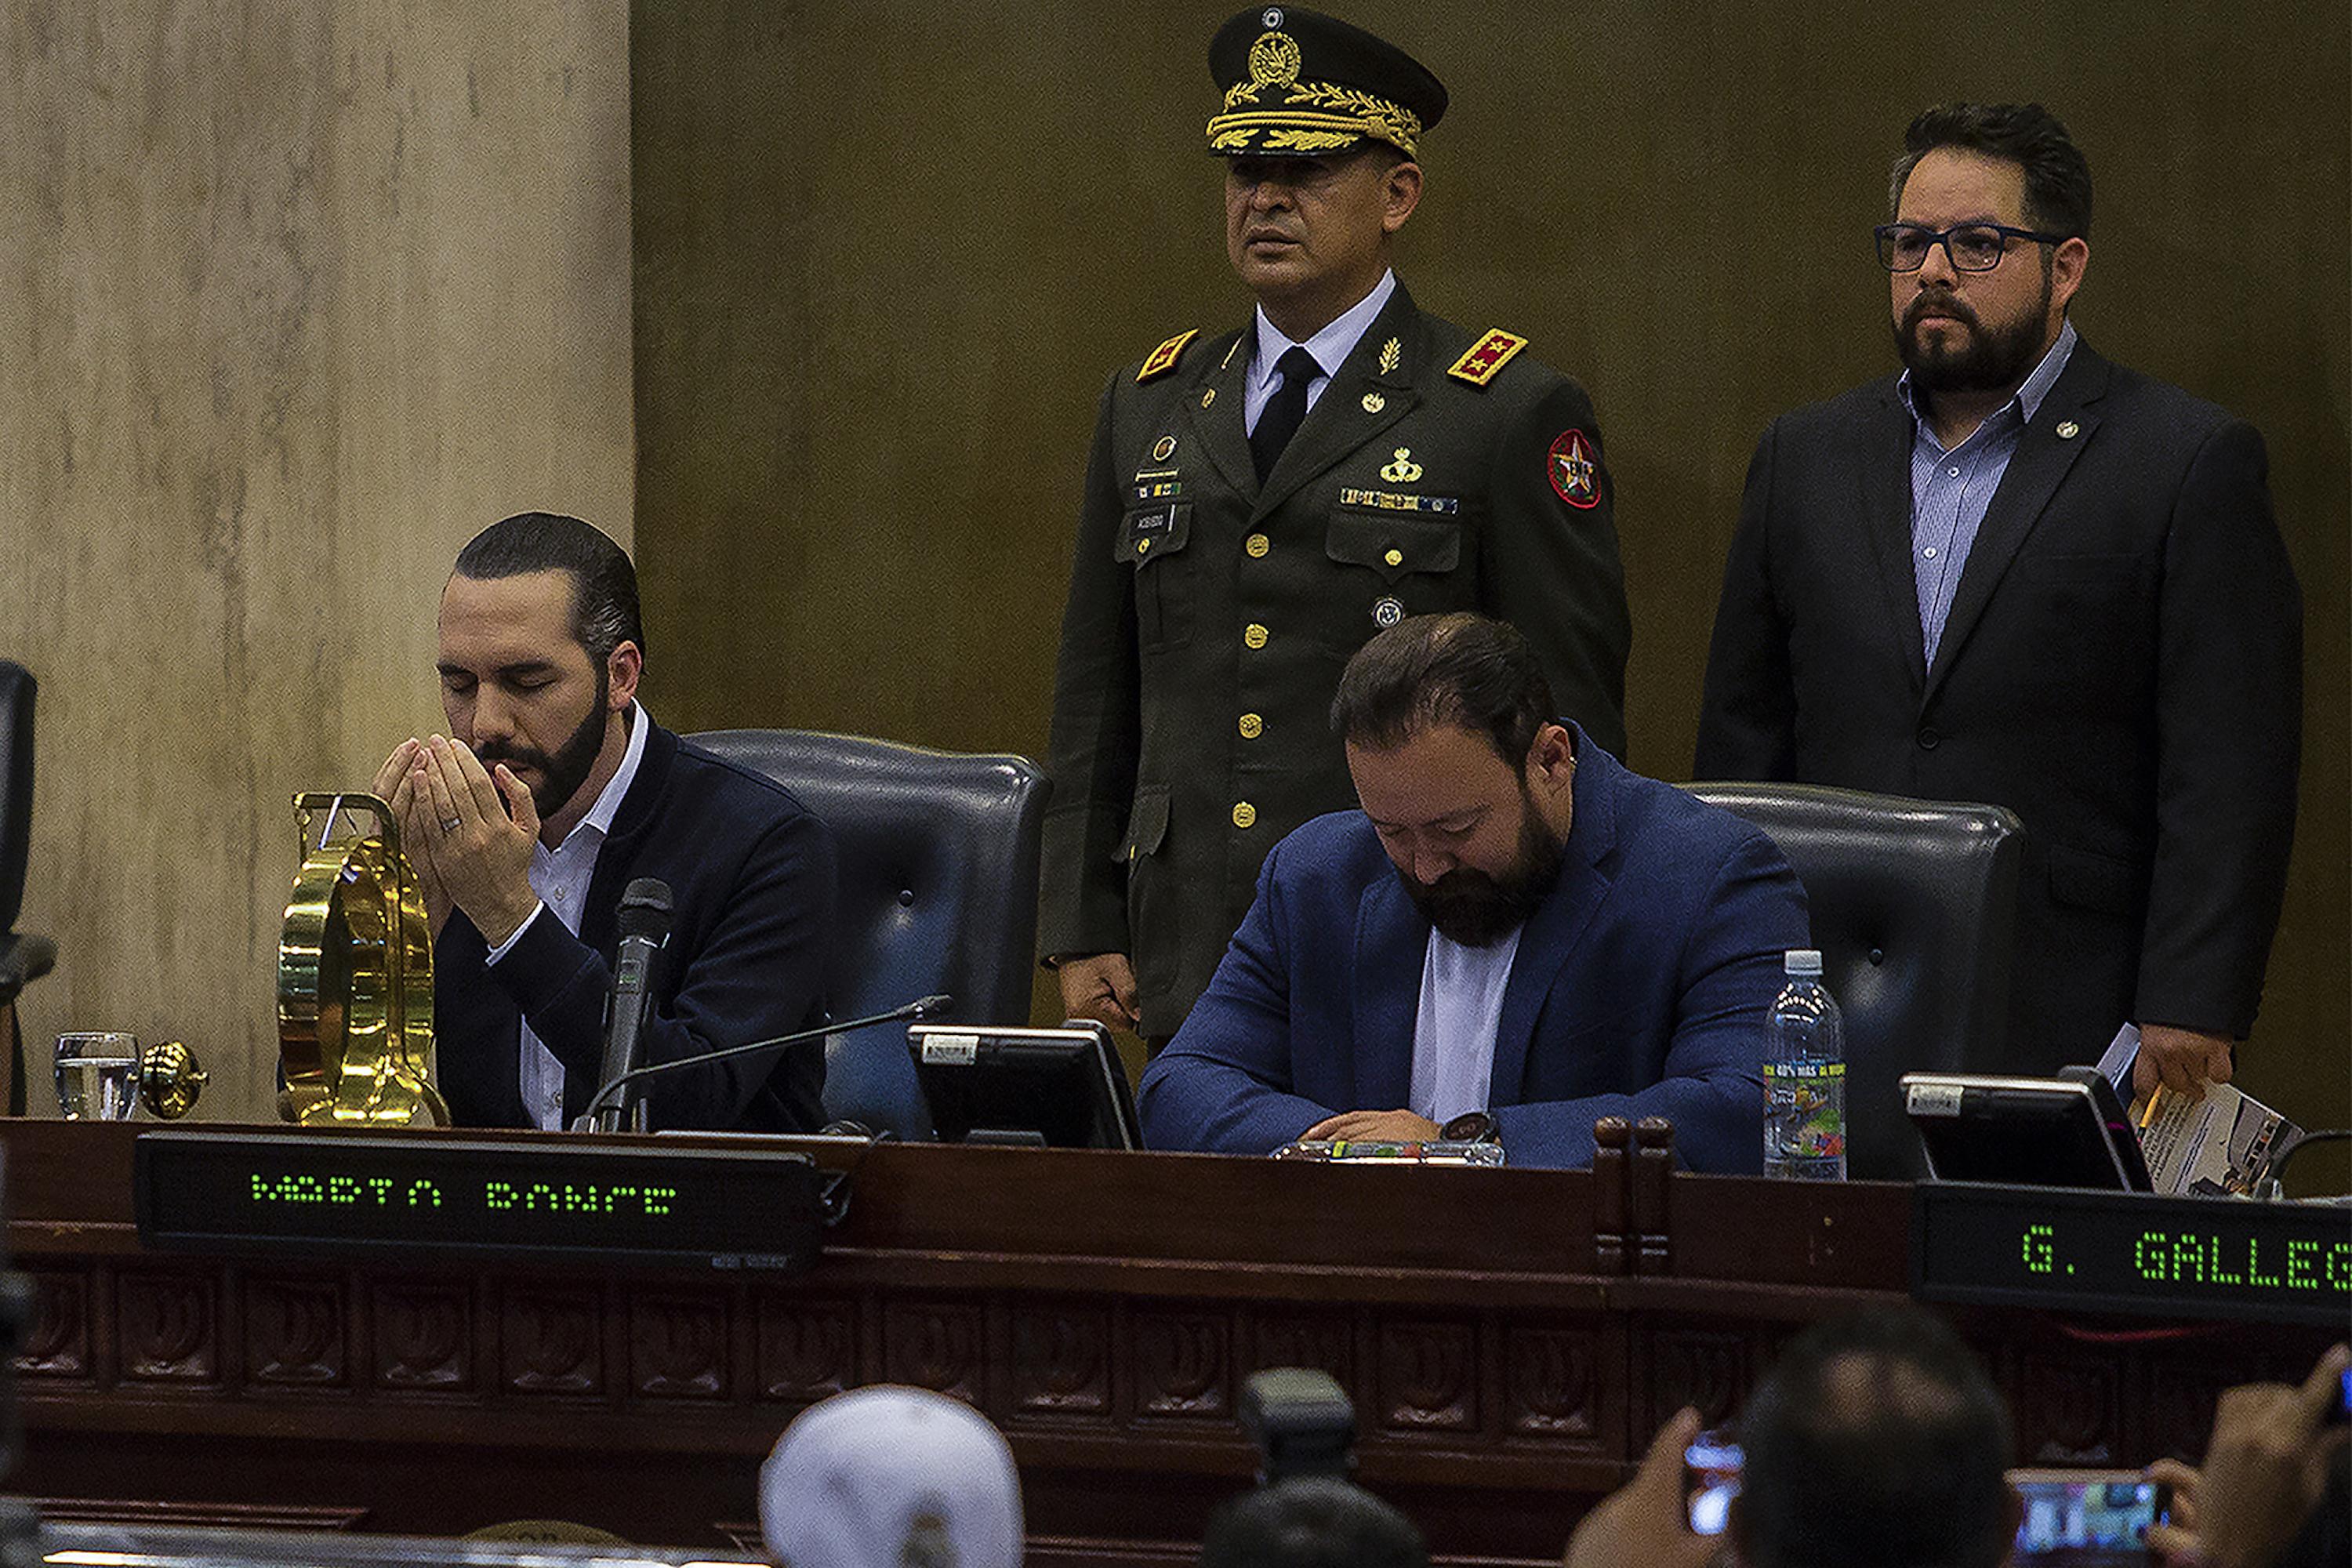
[
  {"xmin": 1136, "ymin": 733, "xmax": 1808, "ymax": 1171},
  {"xmin": 1043, "ymin": 283, "xmax": 1632, "ymax": 1032},
  {"xmin": 1695, "ymin": 339, "xmax": 2300, "ymax": 1072},
  {"xmin": 436, "ymin": 720, "xmax": 837, "ymax": 1131}
]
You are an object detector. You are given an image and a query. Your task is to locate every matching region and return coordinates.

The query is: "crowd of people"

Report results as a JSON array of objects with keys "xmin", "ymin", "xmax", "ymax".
[{"xmin": 754, "ymin": 1315, "xmax": 2350, "ymax": 1568}]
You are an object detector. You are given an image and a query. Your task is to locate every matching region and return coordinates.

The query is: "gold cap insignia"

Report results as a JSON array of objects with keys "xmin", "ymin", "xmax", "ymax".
[
  {"xmin": 1447, "ymin": 329, "xmax": 1529, "ymax": 387},
  {"xmin": 1138, "ymin": 328, "xmax": 1199, "ymax": 383},
  {"xmin": 1248, "ymin": 31, "xmax": 1301, "ymax": 89}
]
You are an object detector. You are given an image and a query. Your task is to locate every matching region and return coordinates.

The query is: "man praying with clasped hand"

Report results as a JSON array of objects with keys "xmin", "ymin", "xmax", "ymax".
[{"xmin": 373, "ymin": 512, "xmax": 835, "ymax": 1132}]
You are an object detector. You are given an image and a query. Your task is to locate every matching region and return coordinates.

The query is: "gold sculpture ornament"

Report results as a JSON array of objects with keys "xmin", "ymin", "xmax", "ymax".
[
  {"xmin": 278, "ymin": 792, "xmax": 448, "ymax": 1126},
  {"xmin": 138, "ymin": 1040, "xmax": 208, "ymax": 1120}
]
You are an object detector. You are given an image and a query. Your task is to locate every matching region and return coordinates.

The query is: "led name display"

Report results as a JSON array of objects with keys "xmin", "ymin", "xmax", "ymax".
[
  {"xmin": 135, "ymin": 1131, "xmax": 823, "ymax": 1272},
  {"xmin": 1913, "ymin": 1181, "xmax": 2350, "ymax": 1327}
]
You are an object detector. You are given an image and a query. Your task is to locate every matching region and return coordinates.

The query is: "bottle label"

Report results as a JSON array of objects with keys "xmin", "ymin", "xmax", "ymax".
[{"xmin": 1764, "ymin": 1060, "xmax": 1846, "ymax": 1160}]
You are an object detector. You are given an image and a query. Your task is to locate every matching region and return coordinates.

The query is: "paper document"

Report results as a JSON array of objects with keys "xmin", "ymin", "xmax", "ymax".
[{"xmin": 2096, "ymin": 1023, "xmax": 2303, "ymax": 1197}]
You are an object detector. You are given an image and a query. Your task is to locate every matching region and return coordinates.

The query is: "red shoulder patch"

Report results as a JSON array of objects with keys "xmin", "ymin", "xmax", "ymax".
[{"xmin": 1548, "ymin": 429, "xmax": 1599, "ymax": 509}]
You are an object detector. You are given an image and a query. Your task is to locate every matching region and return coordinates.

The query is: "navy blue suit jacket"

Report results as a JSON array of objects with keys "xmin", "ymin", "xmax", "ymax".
[
  {"xmin": 435, "ymin": 719, "xmax": 837, "ymax": 1131},
  {"xmin": 1137, "ymin": 734, "xmax": 1808, "ymax": 1171}
]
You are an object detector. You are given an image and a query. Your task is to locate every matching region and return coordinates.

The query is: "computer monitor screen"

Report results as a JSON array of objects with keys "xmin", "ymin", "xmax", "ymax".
[
  {"xmin": 908, "ymin": 1022, "xmax": 1142, "ymax": 1151},
  {"xmin": 1902, "ymin": 1071, "xmax": 2152, "ymax": 1190}
]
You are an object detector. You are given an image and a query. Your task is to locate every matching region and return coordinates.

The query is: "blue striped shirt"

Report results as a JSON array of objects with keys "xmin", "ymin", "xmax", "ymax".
[{"xmin": 1898, "ymin": 319, "xmax": 2077, "ymax": 666}]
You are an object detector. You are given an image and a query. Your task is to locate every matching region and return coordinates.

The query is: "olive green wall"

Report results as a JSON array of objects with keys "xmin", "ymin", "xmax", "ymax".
[{"xmin": 630, "ymin": 4, "xmax": 2349, "ymax": 1150}]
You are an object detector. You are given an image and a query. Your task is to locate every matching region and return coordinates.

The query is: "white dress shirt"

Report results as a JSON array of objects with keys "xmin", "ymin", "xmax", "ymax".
[
  {"xmin": 485, "ymin": 700, "xmax": 652, "ymax": 1130},
  {"xmin": 1408, "ymin": 925, "xmax": 1525, "ymax": 1124}
]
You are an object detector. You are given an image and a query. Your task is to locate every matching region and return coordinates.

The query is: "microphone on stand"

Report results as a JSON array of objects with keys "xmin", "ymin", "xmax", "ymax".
[
  {"xmin": 572, "ymin": 993, "xmax": 954, "ymax": 1134},
  {"xmin": 589, "ymin": 878, "xmax": 675, "ymax": 1133}
]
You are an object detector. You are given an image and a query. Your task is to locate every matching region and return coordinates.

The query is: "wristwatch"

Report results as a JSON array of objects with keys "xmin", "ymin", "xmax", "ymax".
[{"xmin": 1440, "ymin": 1110, "xmax": 1500, "ymax": 1145}]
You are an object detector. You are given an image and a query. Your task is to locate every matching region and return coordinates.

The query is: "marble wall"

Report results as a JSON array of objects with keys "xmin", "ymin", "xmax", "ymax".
[{"xmin": 0, "ymin": 2, "xmax": 633, "ymax": 1118}]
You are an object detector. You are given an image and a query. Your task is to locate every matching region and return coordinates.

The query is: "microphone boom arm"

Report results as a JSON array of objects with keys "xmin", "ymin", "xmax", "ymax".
[{"xmin": 573, "ymin": 993, "xmax": 952, "ymax": 1132}]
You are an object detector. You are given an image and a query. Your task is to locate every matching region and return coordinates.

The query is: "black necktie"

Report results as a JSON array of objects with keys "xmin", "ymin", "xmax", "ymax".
[{"xmin": 1250, "ymin": 345, "xmax": 1323, "ymax": 483}]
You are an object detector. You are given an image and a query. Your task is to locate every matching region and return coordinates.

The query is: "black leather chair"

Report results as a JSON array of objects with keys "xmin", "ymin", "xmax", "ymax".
[
  {"xmin": 0, "ymin": 661, "xmax": 54, "ymax": 1009},
  {"xmin": 1685, "ymin": 781, "xmax": 2024, "ymax": 1179},
  {"xmin": 692, "ymin": 729, "xmax": 1047, "ymax": 1141}
]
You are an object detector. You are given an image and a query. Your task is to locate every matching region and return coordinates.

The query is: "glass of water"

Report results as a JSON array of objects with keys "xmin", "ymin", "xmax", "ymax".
[{"xmin": 54, "ymin": 1033, "xmax": 140, "ymax": 1120}]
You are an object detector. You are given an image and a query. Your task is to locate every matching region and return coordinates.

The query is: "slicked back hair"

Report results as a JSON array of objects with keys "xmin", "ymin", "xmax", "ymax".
[
  {"xmin": 452, "ymin": 512, "xmax": 644, "ymax": 665},
  {"xmin": 1329, "ymin": 612, "xmax": 1554, "ymax": 768},
  {"xmin": 1889, "ymin": 102, "xmax": 2092, "ymax": 241},
  {"xmin": 1736, "ymin": 1307, "xmax": 2015, "ymax": 1568}
]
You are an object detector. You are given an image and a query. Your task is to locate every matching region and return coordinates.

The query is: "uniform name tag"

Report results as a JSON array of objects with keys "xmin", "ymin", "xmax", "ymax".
[{"xmin": 1338, "ymin": 488, "xmax": 1460, "ymax": 514}]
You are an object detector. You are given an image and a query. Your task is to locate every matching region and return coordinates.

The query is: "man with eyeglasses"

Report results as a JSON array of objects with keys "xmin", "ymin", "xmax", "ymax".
[{"xmin": 1696, "ymin": 103, "xmax": 2300, "ymax": 1102}]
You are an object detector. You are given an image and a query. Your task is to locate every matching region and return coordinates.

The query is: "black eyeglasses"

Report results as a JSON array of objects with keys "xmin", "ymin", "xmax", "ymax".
[{"xmin": 1874, "ymin": 222, "xmax": 2066, "ymax": 273}]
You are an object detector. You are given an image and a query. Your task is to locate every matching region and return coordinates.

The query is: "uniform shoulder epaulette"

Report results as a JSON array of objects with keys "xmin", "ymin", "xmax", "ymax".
[
  {"xmin": 1447, "ymin": 328, "xmax": 1530, "ymax": 387},
  {"xmin": 1137, "ymin": 328, "xmax": 1200, "ymax": 383}
]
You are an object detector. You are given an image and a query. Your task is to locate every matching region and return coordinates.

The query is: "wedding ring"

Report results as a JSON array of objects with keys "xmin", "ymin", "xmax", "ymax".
[{"xmin": 438, "ymin": 816, "xmax": 463, "ymax": 835}]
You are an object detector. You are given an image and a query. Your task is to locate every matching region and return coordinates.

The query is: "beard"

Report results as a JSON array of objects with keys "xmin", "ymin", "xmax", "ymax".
[
  {"xmin": 1892, "ymin": 263, "xmax": 2054, "ymax": 394},
  {"xmin": 1399, "ymin": 790, "xmax": 1567, "ymax": 947},
  {"xmin": 474, "ymin": 663, "xmax": 611, "ymax": 820}
]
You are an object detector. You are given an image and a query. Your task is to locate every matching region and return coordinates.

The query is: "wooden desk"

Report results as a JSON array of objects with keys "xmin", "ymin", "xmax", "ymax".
[{"xmin": 0, "ymin": 1120, "xmax": 2331, "ymax": 1565}]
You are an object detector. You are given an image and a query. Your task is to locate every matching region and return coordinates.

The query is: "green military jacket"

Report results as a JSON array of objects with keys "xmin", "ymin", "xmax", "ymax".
[{"xmin": 1041, "ymin": 282, "xmax": 1631, "ymax": 1033}]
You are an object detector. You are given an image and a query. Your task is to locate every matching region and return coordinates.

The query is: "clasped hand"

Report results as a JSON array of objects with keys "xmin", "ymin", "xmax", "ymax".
[{"xmin": 372, "ymin": 735, "xmax": 541, "ymax": 946}]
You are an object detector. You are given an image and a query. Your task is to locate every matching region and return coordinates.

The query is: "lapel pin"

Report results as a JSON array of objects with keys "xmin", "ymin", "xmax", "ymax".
[
  {"xmin": 1361, "ymin": 391, "xmax": 1386, "ymax": 414},
  {"xmin": 1200, "ymin": 388, "xmax": 1216, "ymax": 409},
  {"xmin": 1377, "ymin": 337, "xmax": 1402, "ymax": 375},
  {"xmin": 2055, "ymin": 419, "xmax": 2080, "ymax": 440}
]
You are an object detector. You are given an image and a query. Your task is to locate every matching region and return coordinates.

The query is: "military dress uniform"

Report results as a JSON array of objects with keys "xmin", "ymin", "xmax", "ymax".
[
  {"xmin": 1042, "ymin": 289, "xmax": 1632, "ymax": 1032},
  {"xmin": 1040, "ymin": 5, "xmax": 1633, "ymax": 1036}
]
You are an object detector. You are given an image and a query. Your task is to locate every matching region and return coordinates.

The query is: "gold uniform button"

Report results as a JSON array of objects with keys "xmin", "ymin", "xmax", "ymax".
[
  {"xmin": 1232, "ymin": 801, "xmax": 1258, "ymax": 829},
  {"xmin": 1239, "ymin": 713, "xmax": 1264, "ymax": 739},
  {"xmin": 1243, "ymin": 623, "xmax": 1269, "ymax": 649},
  {"xmin": 1384, "ymin": 546, "xmax": 1404, "ymax": 567},
  {"xmin": 1245, "ymin": 533, "xmax": 1271, "ymax": 558}
]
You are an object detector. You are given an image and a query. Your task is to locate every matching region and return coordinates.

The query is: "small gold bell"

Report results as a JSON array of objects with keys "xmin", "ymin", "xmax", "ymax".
[{"xmin": 139, "ymin": 1040, "xmax": 209, "ymax": 1120}]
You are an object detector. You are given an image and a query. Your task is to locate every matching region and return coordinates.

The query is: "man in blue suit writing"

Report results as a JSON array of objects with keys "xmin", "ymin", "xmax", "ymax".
[{"xmin": 1139, "ymin": 612, "xmax": 1806, "ymax": 1171}]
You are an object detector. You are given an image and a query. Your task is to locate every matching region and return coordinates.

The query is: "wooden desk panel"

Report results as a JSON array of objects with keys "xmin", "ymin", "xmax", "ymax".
[{"xmin": 0, "ymin": 1121, "xmax": 2330, "ymax": 1565}]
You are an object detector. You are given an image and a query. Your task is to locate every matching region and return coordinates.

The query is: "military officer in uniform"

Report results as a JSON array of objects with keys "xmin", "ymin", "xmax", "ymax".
[{"xmin": 1043, "ymin": 6, "xmax": 1632, "ymax": 1042}]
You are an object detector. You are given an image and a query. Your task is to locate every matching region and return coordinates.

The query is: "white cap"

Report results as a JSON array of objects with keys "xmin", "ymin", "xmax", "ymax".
[
  {"xmin": 760, "ymin": 1385, "xmax": 1024, "ymax": 1568},
  {"xmin": 1784, "ymin": 949, "xmax": 1823, "ymax": 975}
]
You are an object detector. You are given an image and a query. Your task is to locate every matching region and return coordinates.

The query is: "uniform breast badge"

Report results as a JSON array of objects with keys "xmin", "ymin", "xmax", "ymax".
[
  {"xmin": 1548, "ymin": 429, "xmax": 1599, "ymax": 509},
  {"xmin": 1380, "ymin": 448, "xmax": 1423, "ymax": 483},
  {"xmin": 1372, "ymin": 596, "xmax": 1406, "ymax": 628},
  {"xmin": 1152, "ymin": 434, "xmax": 1179, "ymax": 462}
]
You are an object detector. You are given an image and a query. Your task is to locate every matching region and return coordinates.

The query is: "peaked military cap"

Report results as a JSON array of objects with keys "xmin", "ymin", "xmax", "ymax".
[{"xmin": 1205, "ymin": 6, "xmax": 1448, "ymax": 159}]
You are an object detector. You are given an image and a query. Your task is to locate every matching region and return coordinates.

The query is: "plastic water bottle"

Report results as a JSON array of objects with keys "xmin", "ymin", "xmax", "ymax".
[{"xmin": 1763, "ymin": 949, "xmax": 1847, "ymax": 1179}]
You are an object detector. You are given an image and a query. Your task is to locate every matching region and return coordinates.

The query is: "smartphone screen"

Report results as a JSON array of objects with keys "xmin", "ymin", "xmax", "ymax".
[
  {"xmin": 1685, "ymin": 1432, "xmax": 1744, "ymax": 1536},
  {"xmin": 2009, "ymin": 1469, "xmax": 2170, "ymax": 1562}
]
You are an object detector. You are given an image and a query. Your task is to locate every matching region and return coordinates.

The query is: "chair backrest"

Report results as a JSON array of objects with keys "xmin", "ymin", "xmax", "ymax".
[
  {"xmin": 691, "ymin": 729, "xmax": 1047, "ymax": 1140},
  {"xmin": 0, "ymin": 662, "xmax": 33, "ymax": 935},
  {"xmin": 1684, "ymin": 781, "xmax": 2024, "ymax": 1179}
]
